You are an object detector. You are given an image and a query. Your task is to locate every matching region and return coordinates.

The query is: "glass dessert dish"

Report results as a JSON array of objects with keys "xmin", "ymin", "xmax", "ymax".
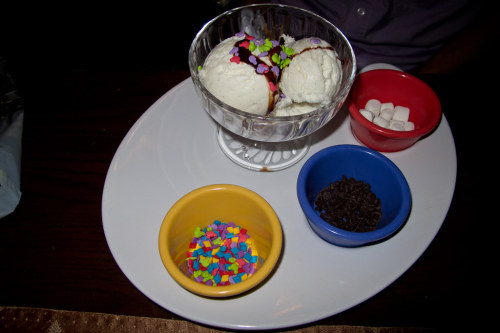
[{"xmin": 189, "ymin": 4, "xmax": 356, "ymax": 171}]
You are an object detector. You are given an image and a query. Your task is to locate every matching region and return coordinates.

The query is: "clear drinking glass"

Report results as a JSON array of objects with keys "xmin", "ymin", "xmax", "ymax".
[{"xmin": 189, "ymin": 4, "xmax": 356, "ymax": 171}]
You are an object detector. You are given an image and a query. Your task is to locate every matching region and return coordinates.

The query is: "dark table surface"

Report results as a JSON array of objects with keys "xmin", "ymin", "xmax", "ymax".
[{"xmin": 0, "ymin": 3, "xmax": 493, "ymax": 330}]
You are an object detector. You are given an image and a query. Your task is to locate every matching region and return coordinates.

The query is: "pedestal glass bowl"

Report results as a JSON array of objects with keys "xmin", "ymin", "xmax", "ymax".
[{"xmin": 188, "ymin": 4, "xmax": 356, "ymax": 171}]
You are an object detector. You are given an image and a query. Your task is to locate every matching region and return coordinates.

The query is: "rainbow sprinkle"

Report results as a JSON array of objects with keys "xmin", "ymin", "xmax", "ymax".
[
  {"xmin": 228, "ymin": 32, "xmax": 295, "ymax": 81},
  {"xmin": 186, "ymin": 220, "xmax": 259, "ymax": 286}
]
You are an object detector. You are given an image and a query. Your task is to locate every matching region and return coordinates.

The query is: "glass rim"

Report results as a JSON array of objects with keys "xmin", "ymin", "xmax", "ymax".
[{"xmin": 188, "ymin": 3, "xmax": 357, "ymax": 122}]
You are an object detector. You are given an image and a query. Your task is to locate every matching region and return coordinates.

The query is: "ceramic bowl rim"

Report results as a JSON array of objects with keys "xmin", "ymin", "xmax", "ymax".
[
  {"xmin": 348, "ymin": 69, "xmax": 442, "ymax": 139},
  {"xmin": 158, "ymin": 184, "xmax": 283, "ymax": 297},
  {"xmin": 297, "ymin": 145, "xmax": 411, "ymax": 244}
]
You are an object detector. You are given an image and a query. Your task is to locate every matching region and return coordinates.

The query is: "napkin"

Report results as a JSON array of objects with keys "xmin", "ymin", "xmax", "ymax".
[{"xmin": 0, "ymin": 57, "xmax": 23, "ymax": 219}]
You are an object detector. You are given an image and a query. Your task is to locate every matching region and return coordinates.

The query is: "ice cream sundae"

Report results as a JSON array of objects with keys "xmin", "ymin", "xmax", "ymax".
[{"xmin": 198, "ymin": 31, "xmax": 342, "ymax": 117}]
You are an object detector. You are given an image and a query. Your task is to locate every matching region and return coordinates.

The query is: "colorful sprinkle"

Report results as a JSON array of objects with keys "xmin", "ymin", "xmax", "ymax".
[
  {"xmin": 249, "ymin": 41, "xmax": 257, "ymax": 52},
  {"xmin": 186, "ymin": 221, "xmax": 259, "ymax": 286},
  {"xmin": 230, "ymin": 56, "xmax": 241, "ymax": 64},
  {"xmin": 269, "ymin": 81, "xmax": 277, "ymax": 92},
  {"xmin": 256, "ymin": 63, "xmax": 269, "ymax": 74},
  {"xmin": 271, "ymin": 65, "xmax": 280, "ymax": 77},
  {"xmin": 280, "ymin": 58, "xmax": 290, "ymax": 69},
  {"xmin": 271, "ymin": 53, "xmax": 280, "ymax": 65},
  {"xmin": 229, "ymin": 46, "xmax": 239, "ymax": 55},
  {"xmin": 269, "ymin": 45, "xmax": 294, "ymax": 69},
  {"xmin": 258, "ymin": 38, "xmax": 274, "ymax": 52},
  {"xmin": 224, "ymin": 31, "xmax": 299, "ymax": 101},
  {"xmin": 282, "ymin": 46, "xmax": 294, "ymax": 56},
  {"xmin": 239, "ymin": 40, "xmax": 250, "ymax": 49},
  {"xmin": 194, "ymin": 227, "xmax": 205, "ymax": 238},
  {"xmin": 249, "ymin": 55, "xmax": 257, "ymax": 65},
  {"xmin": 311, "ymin": 38, "xmax": 321, "ymax": 44},
  {"xmin": 206, "ymin": 230, "xmax": 217, "ymax": 239}
]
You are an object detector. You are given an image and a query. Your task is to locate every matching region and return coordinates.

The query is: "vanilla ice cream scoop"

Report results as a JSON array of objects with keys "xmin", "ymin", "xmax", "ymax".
[
  {"xmin": 273, "ymin": 38, "xmax": 342, "ymax": 116},
  {"xmin": 199, "ymin": 34, "xmax": 279, "ymax": 116},
  {"xmin": 199, "ymin": 33, "xmax": 342, "ymax": 117}
]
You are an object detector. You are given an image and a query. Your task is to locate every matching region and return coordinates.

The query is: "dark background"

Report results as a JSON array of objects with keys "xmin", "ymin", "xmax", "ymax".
[
  {"xmin": 0, "ymin": 1, "xmax": 496, "ymax": 330},
  {"xmin": 2, "ymin": 0, "xmax": 496, "ymax": 93},
  {"xmin": 2, "ymin": 2, "xmax": 242, "ymax": 85}
]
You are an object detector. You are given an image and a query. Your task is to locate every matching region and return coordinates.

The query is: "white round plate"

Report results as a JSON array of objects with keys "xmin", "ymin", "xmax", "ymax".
[
  {"xmin": 102, "ymin": 78, "xmax": 456, "ymax": 330},
  {"xmin": 359, "ymin": 62, "xmax": 403, "ymax": 73}
]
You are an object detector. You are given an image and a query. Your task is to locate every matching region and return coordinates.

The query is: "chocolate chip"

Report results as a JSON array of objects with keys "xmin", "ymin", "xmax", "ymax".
[{"xmin": 314, "ymin": 175, "xmax": 382, "ymax": 232}]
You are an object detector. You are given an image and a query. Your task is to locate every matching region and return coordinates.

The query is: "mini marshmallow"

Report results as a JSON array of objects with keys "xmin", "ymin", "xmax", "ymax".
[
  {"xmin": 364, "ymin": 99, "xmax": 381, "ymax": 116},
  {"xmin": 373, "ymin": 116, "xmax": 389, "ymax": 128},
  {"xmin": 380, "ymin": 108, "xmax": 394, "ymax": 121},
  {"xmin": 404, "ymin": 121, "xmax": 415, "ymax": 131},
  {"xmin": 393, "ymin": 106, "xmax": 410, "ymax": 122},
  {"xmin": 360, "ymin": 109, "xmax": 374, "ymax": 121},
  {"xmin": 380, "ymin": 102, "xmax": 394, "ymax": 112},
  {"xmin": 360, "ymin": 100, "xmax": 414, "ymax": 131},
  {"xmin": 389, "ymin": 119, "xmax": 405, "ymax": 131}
]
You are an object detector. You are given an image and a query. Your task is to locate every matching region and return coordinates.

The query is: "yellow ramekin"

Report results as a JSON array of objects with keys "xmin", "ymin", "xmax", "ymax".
[{"xmin": 158, "ymin": 184, "xmax": 283, "ymax": 298}]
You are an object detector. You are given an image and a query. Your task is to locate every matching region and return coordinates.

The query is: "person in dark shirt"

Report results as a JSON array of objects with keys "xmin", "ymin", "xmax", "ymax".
[{"xmin": 263, "ymin": 0, "xmax": 487, "ymax": 72}]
